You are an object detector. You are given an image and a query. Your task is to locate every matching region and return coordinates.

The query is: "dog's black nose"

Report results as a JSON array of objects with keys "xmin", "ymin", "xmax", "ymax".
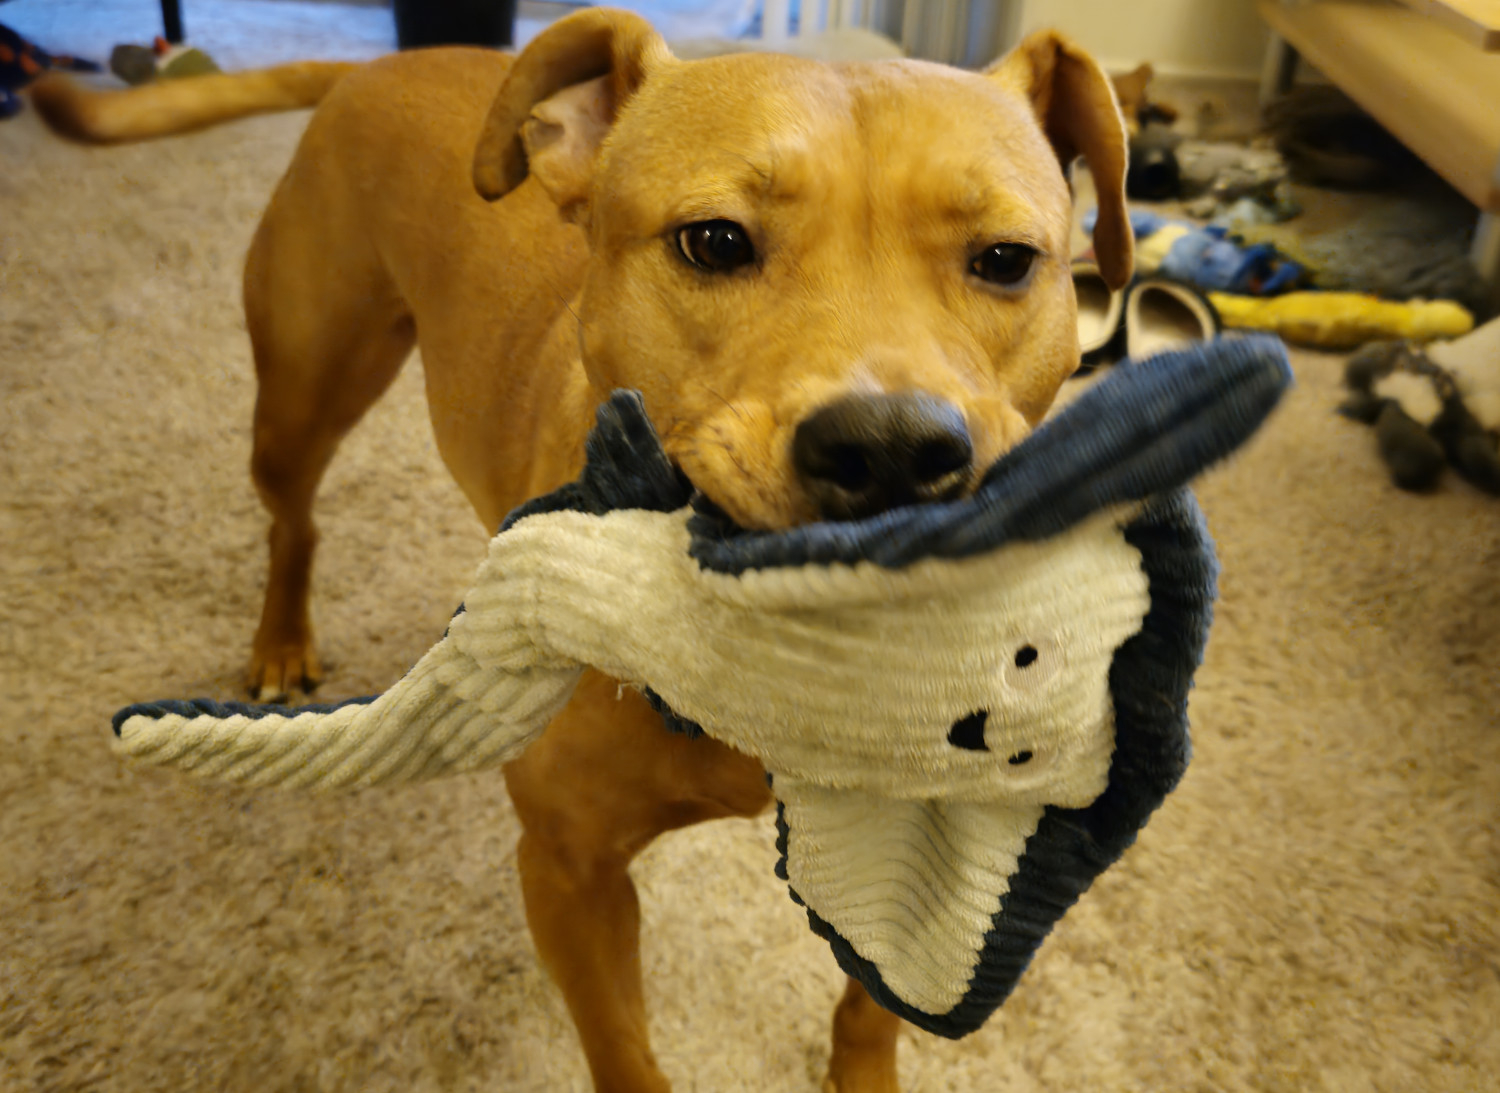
[{"xmin": 793, "ymin": 393, "xmax": 973, "ymax": 520}]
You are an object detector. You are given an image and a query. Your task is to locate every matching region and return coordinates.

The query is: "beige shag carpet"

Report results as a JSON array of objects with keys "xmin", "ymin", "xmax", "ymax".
[{"xmin": 3, "ymin": 85, "xmax": 1499, "ymax": 1093}]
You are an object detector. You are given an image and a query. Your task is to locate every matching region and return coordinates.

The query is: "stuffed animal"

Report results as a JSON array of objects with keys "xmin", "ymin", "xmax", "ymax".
[
  {"xmin": 111, "ymin": 336, "xmax": 1292, "ymax": 1037},
  {"xmin": 1339, "ymin": 319, "xmax": 1500, "ymax": 494},
  {"xmin": 1086, "ymin": 208, "xmax": 1305, "ymax": 297},
  {"xmin": 109, "ymin": 36, "xmax": 220, "ymax": 87},
  {"xmin": 0, "ymin": 21, "xmax": 100, "ymax": 119},
  {"xmin": 1214, "ymin": 291, "xmax": 1473, "ymax": 350}
]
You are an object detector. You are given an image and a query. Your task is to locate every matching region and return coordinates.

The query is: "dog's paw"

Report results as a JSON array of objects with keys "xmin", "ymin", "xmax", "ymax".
[{"xmin": 247, "ymin": 642, "xmax": 324, "ymax": 702}]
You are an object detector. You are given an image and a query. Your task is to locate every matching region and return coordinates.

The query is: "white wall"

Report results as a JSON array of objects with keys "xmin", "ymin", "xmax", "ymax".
[{"xmin": 1016, "ymin": 0, "xmax": 1272, "ymax": 78}]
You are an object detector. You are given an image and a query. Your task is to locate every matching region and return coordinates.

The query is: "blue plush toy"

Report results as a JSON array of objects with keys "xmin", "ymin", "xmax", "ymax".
[
  {"xmin": 1087, "ymin": 208, "xmax": 1305, "ymax": 296},
  {"xmin": 112, "ymin": 336, "xmax": 1291, "ymax": 1038}
]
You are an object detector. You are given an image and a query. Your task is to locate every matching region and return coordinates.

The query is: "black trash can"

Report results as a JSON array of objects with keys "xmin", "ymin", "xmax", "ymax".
[{"xmin": 395, "ymin": 0, "xmax": 518, "ymax": 49}]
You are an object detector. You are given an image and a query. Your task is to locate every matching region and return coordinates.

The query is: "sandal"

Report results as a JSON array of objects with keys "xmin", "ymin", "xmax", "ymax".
[
  {"xmin": 1125, "ymin": 277, "xmax": 1221, "ymax": 359},
  {"xmin": 1073, "ymin": 259, "xmax": 1126, "ymax": 368}
]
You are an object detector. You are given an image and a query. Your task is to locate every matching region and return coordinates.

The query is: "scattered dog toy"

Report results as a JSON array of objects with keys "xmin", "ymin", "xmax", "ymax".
[
  {"xmin": 1111, "ymin": 61, "xmax": 1178, "ymax": 139},
  {"xmin": 111, "ymin": 337, "xmax": 1292, "ymax": 1038},
  {"xmin": 1232, "ymin": 219, "xmax": 1492, "ymax": 321},
  {"xmin": 0, "ymin": 22, "xmax": 99, "ymax": 119},
  {"xmin": 1211, "ymin": 290, "xmax": 1473, "ymax": 350},
  {"xmin": 1339, "ymin": 322, "xmax": 1500, "ymax": 494},
  {"xmin": 109, "ymin": 36, "xmax": 220, "ymax": 87},
  {"xmin": 1087, "ymin": 208, "xmax": 1304, "ymax": 296},
  {"xmin": 1177, "ymin": 139, "xmax": 1298, "ymax": 223},
  {"xmin": 1126, "ymin": 121, "xmax": 1183, "ymax": 202}
]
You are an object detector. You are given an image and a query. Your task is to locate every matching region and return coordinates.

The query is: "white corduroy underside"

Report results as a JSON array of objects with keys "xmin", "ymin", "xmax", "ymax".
[
  {"xmin": 116, "ymin": 503, "xmax": 1151, "ymax": 1015},
  {"xmin": 779, "ymin": 778, "xmax": 1048, "ymax": 1015}
]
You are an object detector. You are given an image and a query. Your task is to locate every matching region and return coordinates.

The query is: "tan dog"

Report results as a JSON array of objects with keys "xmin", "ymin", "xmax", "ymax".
[{"xmin": 34, "ymin": 11, "xmax": 1131, "ymax": 1090}]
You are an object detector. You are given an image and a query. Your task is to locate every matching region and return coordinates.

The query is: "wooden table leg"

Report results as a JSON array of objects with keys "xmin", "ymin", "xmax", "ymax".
[
  {"xmin": 1472, "ymin": 210, "xmax": 1500, "ymax": 300},
  {"xmin": 1259, "ymin": 30, "xmax": 1299, "ymax": 107},
  {"xmin": 162, "ymin": 0, "xmax": 185, "ymax": 44}
]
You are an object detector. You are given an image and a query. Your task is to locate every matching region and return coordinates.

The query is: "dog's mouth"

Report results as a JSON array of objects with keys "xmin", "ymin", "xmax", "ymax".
[
  {"xmin": 524, "ymin": 334, "xmax": 1291, "ymax": 576},
  {"xmin": 683, "ymin": 475, "xmax": 975, "ymax": 554},
  {"xmin": 685, "ymin": 490, "xmax": 749, "ymax": 541}
]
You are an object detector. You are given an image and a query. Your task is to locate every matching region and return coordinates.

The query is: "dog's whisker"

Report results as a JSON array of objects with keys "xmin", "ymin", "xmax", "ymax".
[
  {"xmin": 554, "ymin": 290, "xmax": 583, "ymax": 331},
  {"xmin": 703, "ymin": 386, "xmax": 745, "ymax": 421}
]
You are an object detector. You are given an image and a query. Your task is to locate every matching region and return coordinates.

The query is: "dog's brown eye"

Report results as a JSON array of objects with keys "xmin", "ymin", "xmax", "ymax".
[
  {"xmin": 677, "ymin": 220, "xmax": 755, "ymax": 273},
  {"xmin": 970, "ymin": 243, "xmax": 1037, "ymax": 287}
]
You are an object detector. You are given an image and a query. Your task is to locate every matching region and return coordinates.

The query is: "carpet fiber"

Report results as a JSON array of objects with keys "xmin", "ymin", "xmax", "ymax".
[{"xmin": 2, "ymin": 80, "xmax": 1498, "ymax": 1093}]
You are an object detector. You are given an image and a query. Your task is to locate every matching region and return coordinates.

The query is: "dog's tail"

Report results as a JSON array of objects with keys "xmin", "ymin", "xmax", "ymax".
[{"xmin": 29, "ymin": 61, "xmax": 360, "ymax": 144}]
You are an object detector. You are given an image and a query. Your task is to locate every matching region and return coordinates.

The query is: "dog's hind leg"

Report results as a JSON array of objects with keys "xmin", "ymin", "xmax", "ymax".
[
  {"xmin": 504, "ymin": 671, "xmax": 773, "ymax": 1093},
  {"xmin": 242, "ymin": 202, "xmax": 414, "ymax": 700}
]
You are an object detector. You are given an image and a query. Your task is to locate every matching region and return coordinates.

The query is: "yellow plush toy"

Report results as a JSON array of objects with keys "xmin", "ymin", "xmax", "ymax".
[{"xmin": 1209, "ymin": 291, "xmax": 1473, "ymax": 350}]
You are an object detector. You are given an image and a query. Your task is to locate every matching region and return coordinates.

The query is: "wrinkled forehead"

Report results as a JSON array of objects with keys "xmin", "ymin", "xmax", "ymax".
[{"xmin": 593, "ymin": 54, "xmax": 1071, "ymax": 235}]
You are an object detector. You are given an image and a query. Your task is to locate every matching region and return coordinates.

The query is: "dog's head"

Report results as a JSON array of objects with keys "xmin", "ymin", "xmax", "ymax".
[{"xmin": 474, "ymin": 8, "xmax": 1132, "ymax": 528}]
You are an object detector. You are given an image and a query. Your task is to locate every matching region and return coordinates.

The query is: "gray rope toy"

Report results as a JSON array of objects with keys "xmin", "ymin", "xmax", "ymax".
[{"xmin": 113, "ymin": 335, "xmax": 1292, "ymax": 1038}]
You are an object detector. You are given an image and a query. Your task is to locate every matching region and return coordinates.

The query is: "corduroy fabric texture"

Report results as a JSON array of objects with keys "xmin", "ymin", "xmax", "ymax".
[{"xmin": 112, "ymin": 336, "xmax": 1290, "ymax": 1036}]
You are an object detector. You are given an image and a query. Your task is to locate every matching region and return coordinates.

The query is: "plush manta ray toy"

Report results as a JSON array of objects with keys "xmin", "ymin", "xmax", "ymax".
[{"xmin": 112, "ymin": 335, "xmax": 1292, "ymax": 1039}]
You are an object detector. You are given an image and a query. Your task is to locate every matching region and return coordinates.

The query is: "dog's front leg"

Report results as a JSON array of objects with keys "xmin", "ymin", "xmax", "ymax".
[
  {"xmin": 825, "ymin": 977, "xmax": 902, "ymax": 1093},
  {"xmin": 515, "ymin": 830, "xmax": 668, "ymax": 1093},
  {"xmin": 504, "ymin": 670, "xmax": 772, "ymax": 1092}
]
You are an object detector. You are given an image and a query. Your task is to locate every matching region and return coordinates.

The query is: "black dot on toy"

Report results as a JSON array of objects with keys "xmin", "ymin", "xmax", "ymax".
[
  {"xmin": 1014, "ymin": 644, "xmax": 1039, "ymax": 668},
  {"xmin": 947, "ymin": 711, "xmax": 989, "ymax": 751},
  {"xmin": 1007, "ymin": 750, "xmax": 1034, "ymax": 766}
]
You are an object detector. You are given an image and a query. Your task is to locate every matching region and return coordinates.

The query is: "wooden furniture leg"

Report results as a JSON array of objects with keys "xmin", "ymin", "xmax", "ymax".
[
  {"xmin": 1472, "ymin": 210, "xmax": 1500, "ymax": 301},
  {"xmin": 1259, "ymin": 30, "xmax": 1298, "ymax": 108},
  {"xmin": 162, "ymin": 0, "xmax": 185, "ymax": 44}
]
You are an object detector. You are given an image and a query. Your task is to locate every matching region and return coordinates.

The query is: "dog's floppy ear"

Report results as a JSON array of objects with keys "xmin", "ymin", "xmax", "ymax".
[
  {"xmin": 988, "ymin": 31, "xmax": 1133, "ymax": 290},
  {"xmin": 473, "ymin": 8, "xmax": 671, "ymax": 215}
]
